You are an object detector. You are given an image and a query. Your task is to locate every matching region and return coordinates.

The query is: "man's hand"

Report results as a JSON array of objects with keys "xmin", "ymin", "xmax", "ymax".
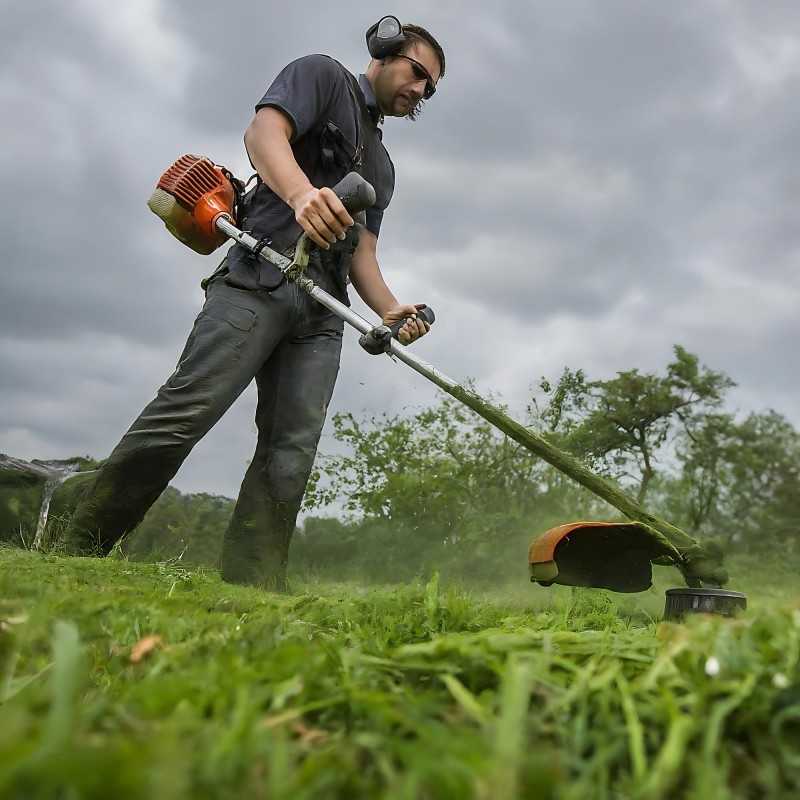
[
  {"xmin": 244, "ymin": 108, "xmax": 354, "ymax": 250},
  {"xmin": 292, "ymin": 187, "xmax": 354, "ymax": 250},
  {"xmin": 382, "ymin": 303, "xmax": 431, "ymax": 344}
]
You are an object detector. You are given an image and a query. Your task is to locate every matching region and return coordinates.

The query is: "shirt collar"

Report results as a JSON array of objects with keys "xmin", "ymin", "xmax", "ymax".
[{"xmin": 358, "ymin": 74, "xmax": 382, "ymax": 127}]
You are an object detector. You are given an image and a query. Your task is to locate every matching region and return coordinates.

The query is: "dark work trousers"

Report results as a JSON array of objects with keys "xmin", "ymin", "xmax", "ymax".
[{"xmin": 63, "ymin": 254, "xmax": 344, "ymax": 591}]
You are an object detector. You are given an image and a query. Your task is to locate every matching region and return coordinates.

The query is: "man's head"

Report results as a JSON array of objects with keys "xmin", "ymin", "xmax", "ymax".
[{"xmin": 365, "ymin": 23, "xmax": 446, "ymax": 121}]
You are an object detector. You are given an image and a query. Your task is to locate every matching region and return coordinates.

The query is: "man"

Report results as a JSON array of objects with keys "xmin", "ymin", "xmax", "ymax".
[{"xmin": 63, "ymin": 19, "xmax": 446, "ymax": 591}]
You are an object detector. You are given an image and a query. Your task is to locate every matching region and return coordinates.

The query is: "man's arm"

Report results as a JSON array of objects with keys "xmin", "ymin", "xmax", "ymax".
[
  {"xmin": 349, "ymin": 229, "xmax": 429, "ymax": 344},
  {"xmin": 243, "ymin": 107, "xmax": 353, "ymax": 249}
]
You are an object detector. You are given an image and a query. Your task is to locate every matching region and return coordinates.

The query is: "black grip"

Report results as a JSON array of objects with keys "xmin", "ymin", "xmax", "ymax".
[
  {"xmin": 331, "ymin": 172, "xmax": 376, "ymax": 214},
  {"xmin": 358, "ymin": 307, "xmax": 435, "ymax": 355},
  {"xmin": 387, "ymin": 306, "xmax": 435, "ymax": 338}
]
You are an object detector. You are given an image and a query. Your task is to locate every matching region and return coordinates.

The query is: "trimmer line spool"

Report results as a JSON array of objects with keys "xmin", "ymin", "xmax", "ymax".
[{"xmin": 663, "ymin": 588, "xmax": 747, "ymax": 621}]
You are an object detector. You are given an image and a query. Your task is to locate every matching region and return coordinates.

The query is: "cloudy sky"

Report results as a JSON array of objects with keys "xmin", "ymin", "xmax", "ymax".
[{"xmin": 2, "ymin": 0, "xmax": 798, "ymax": 499}]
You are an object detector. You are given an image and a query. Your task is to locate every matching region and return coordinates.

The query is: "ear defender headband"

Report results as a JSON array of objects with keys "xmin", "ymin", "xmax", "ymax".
[{"xmin": 366, "ymin": 16, "xmax": 405, "ymax": 58}]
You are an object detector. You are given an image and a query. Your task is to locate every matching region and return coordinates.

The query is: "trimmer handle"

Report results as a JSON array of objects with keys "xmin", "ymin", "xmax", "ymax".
[
  {"xmin": 331, "ymin": 172, "xmax": 376, "ymax": 215},
  {"xmin": 359, "ymin": 306, "xmax": 435, "ymax": 355},
  {"xmin": 387, "ymin": 306, "xmax": 435, "ymax": 338}
]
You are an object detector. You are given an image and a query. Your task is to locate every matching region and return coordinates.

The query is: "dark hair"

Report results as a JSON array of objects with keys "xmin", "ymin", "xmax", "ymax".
[{"xmin": 401, "ymin": 24, "xmax": 446, "ymax": 79}]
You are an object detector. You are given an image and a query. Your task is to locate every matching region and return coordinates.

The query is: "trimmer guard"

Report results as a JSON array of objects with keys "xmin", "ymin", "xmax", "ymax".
[{"xmin": 529, "ymin": 521, "xmax": 680, "ymax": 593}]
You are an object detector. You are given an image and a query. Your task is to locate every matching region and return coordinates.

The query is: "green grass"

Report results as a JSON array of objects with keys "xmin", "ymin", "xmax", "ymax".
[{"xmin": 1, "ymin": 546, "xmax": 798, "ymax": 799}]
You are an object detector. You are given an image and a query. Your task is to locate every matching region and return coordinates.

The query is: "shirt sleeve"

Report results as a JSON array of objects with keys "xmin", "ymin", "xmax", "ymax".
[
  {"xmin": 365, "ymin": 209, "xmax": 384, "ymax": 238},
  {"xmin": 256, "ymin": 55, "xmax": 342, "ymax": 142}
]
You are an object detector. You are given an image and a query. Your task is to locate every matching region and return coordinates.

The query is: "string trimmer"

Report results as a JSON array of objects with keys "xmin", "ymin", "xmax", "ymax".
[{"xmin": 148, "ymin": 155, "xmax": 745, "ymax": 619}]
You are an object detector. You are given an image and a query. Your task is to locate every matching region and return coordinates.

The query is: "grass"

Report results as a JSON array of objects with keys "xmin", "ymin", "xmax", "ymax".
[{"xmin": 0, "ymin": 545, "xmax": 798, "ymax": 799}]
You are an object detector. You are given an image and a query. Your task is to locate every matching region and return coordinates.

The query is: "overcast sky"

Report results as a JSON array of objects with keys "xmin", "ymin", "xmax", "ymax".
[{"xmin": 1, "ymin": 0, "xmax": 798, "ymax": 499}]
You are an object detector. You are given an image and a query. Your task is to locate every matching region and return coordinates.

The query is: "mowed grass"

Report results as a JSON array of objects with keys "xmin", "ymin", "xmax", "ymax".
[{"xmin": 1, "ymin": 545, "xmax": 798, "ymax": 799}]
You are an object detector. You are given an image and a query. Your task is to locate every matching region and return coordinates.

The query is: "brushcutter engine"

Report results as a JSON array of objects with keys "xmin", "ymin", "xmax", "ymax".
[{"xmin": 147, "ymin": 154, "xmax": 242, "ymax": 255}]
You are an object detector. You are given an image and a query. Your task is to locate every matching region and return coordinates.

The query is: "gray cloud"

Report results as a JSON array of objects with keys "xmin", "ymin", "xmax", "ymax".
[{"xmin": 1, "ymin": 0, "xmax": 798, "ymax": 500}]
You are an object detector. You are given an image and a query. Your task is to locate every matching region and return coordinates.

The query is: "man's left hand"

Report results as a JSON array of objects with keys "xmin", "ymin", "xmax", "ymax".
[{"xmin": 382, "ymin": 304, "xmax": 431, "ymax": 344}]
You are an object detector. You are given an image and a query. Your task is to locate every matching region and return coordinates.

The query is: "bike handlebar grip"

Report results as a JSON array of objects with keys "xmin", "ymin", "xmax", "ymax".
[{"xmin": 332, "ymin": 172, "xmax": 376, "ymax": 214}]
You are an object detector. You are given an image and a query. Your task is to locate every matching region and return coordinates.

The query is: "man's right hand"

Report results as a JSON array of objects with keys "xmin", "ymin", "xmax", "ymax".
[
  {"xmin": 292, "ymin": 187, "xmax": 354, "ymax": 250},
  {"xmin": 244, "ymin": 108, "xmax": 355, "ymax": 250}
]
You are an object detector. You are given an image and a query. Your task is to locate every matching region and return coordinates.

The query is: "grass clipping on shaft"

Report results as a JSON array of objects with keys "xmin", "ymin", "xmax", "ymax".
[{"xmin": 0, "ymin": 546, "xmax": 798, "ymax": 800}]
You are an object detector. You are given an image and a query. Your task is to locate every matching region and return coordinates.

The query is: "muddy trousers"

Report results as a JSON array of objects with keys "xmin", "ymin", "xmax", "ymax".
[{"xmin": 63, "ymin": 273, "xmax": 344, "ymax": 590}]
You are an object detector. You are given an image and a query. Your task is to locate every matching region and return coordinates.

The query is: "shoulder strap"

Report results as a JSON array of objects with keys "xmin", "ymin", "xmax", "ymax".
[{"xmin": 334, "ymin": 63, "xmax": 381, "ymax": 184}]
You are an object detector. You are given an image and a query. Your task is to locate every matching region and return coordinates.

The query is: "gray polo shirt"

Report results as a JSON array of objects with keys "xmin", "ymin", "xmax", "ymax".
[{"xmin": 243, "ymin": 54, "xmax": 395, "ymax": 252}]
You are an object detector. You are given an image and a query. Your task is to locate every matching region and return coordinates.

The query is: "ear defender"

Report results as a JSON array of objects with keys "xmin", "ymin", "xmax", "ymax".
[{"xmin": 366, "ymin": 15, "xmax": 405, "ymax": 58}]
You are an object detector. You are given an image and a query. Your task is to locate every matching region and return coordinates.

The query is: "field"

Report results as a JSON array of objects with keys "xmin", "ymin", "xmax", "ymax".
[{"xmin": 1, "ymin": 545, "xmax": 798, "ymax": 799}]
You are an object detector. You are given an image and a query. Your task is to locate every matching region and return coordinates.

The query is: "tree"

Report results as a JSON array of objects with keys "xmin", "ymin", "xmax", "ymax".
[
  {"xmin": 539, "ymin": 346, "xmax": 735, "ymax": 503},
  {"xmin": 306, "ymin": 392, "xmax": 558, "ymax": 536},
  {"xmin": 304, "ymin": 346, "xmax": 798, "ymax": 578},
  {"xmin": 672, "ymin": 412, "xmax": 739, "ymax": 532},
  {"xmin": 717, "ymin": 411, "xmax": 800, "ymax": 553},
  {"xmin": 124, "ymin": 489, "xmax": 234, "ymax": 565}
]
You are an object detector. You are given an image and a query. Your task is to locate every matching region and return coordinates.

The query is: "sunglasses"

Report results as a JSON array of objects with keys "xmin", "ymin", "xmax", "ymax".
[{"xmin": 393, "ymin": 54, "xmax": 437, "ymax": 99}]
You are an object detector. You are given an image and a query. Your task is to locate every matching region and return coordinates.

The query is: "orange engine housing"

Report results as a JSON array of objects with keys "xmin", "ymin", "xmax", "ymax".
[{"xmin": 147, "ymin": 154, "xmax": 238, "ymax": 255}]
